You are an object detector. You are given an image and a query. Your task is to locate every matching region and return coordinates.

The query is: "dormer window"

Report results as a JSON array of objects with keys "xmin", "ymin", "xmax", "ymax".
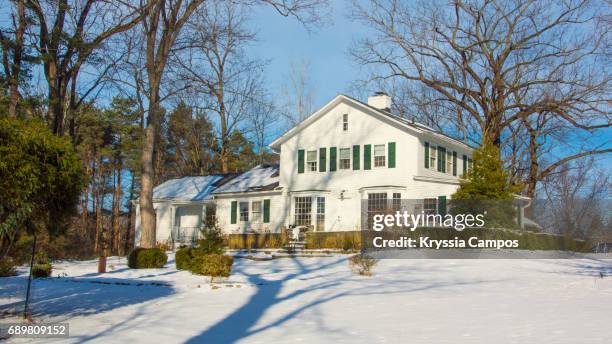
[
  {"xmin": 342, "ymin": 114, "xmax": 348, "ymax": 131},
  {"xmin": 307, "ymin": 150, "xmax": 317, "ymax": 172}
]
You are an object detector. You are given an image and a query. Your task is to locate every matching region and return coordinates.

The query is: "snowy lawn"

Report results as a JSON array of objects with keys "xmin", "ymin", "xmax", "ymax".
[{"xmin": 1, "ymin": 253, "xmax": 611, "ymax": 343}]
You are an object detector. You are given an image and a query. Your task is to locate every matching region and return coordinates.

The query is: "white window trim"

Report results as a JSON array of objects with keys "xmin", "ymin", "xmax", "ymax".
[
  {"xmin": 251, "ymin": 201, "xmax": 262, "ymax": 223},
  {"xmin": 429, "ymin": 144, "xmax": 437, "ymax": 171},
  {"xmin": 342, "ymin": 113, "xmax": 349, "ymax": 132},
  {"xmin": 306, "ymin": 150, "xmax": 318, "ymax": 173},
  {"xmin": 339, "ymin": 147, "xmax": 351, "ymax": 170},
  {"xmin": 239, "ymin": 201, "xmax": 249, "ymax": 222},
  {"xmin": 373, "ymin": 143, "xmax": 386, "ymax": 168}
]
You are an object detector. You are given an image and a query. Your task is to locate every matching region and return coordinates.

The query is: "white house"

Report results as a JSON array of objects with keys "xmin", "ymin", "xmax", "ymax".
[{"xmin": 134, "ymin": 93, "xmax": 474, "ymax": 244}]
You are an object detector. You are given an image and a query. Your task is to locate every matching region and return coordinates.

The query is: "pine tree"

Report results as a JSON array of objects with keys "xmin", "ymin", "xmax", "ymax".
[{"xmin": 452, "ymin": 142, "xmax": 522, "ymax": 228}]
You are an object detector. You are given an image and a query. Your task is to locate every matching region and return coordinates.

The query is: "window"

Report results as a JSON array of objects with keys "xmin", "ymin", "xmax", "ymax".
[
  {"xmin": 438, "ymin": 146, "xmax": 447, "ymax": 173},
  {"xmin": 392, "ymin": 193, "xmax": 401, "ymax": 211},
  {"xmin": 429, "ymin": 144, "xmax": 437, "ymax": 170},
  {"xmin": 251, "ymin": 201, "xmax": 262, "ymax": 223},
  {"xmin": 367, "ymin": 193, "xmax": 388, "ymax": 229},
  {"xmin": 423, "ymin": 198, "xmax": 437, "ymax": 215},
  {"xmin": 374, "ymin": 144, "xmax": 386, "ymax": 167},
  {"xmin": 316, "ymin": 197, "xmax": 325, "ymax": 231},
  {"xmin": 343, "ymin": 114, "xmax": 348, "ymax": 131},
  {"xmin": 339, "ymin": 148, "xmax": 351, "ymax": 169},
  {"xmin": 446, "ymin": 150, "xmax": 453, "ymax": 175},
  {"xmin": 294, "ymin": 196, "xmax": 312, "ymax": 226},
  {"xmin": 307, "ymin": 150, "xmax": 317, "ymax": 172},
  {"xmin": 239, "ymin": 202, "xmax": 249, "ymax": 222}
]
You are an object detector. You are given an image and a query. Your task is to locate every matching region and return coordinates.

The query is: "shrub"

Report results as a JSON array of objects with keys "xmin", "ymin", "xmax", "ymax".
[
  {"xmin": 190, "ymin": 254, "xmax": 234, "ymax": 282},
  {"xmin": 349, "ymin": 254, "xmax": 378, "ymax": 276},
  {"xmin": 156, "ymin": 241, "xmax": 171, "ymax": 252},
  {"xmin": 0, "ymin": 258, "xmax": 17, "ymax": 277},
  {"xmin": 32, "ymin": 263, "xmax": 52, "ymax": 278},
  {"xmin": 306, "ymin": 231, "xmax": 361, "ymax": 251},
  {"xmin": 197, "ymin": 226, "xmax": 225, "ymax": 254},
  {"xmin": 128, "ymin": 248, "xmax": 168, "ymax": 269},
  {"xmin": 175, "ymin": 247, "xmax": 200, "ymax": 270}
]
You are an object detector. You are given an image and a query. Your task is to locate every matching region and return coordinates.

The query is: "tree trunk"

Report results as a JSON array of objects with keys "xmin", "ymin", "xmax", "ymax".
[
  {"xmin": 139, "ymin": 103, "xmax": 158, "ymax": 248},
  {"xmin": 4, "ymin": 0, "xmax": 26, "ymax": 118},
  {"xmin": 112, "ymin": 159, "xmax": 122, "ymax": 254},
  {"xmin": 125, "ymin": 170, "xmax": 136, "ymax": 254}
]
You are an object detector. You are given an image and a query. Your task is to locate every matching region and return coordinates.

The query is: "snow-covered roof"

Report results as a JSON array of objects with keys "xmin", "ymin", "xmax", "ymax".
[
  {"xmin": 153, "ymin": 176, "xmax": 223, "ymax": 201},
  {"xmin": 212, "ymin": 164, "xmax": 279, "ymax": 194}
]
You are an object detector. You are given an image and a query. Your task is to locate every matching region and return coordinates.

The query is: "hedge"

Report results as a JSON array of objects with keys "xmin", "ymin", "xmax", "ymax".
[
  {"xmin": 0, "ymin": 258, "xmax": 17, "ymax": 277},
  {"xmin": 189, "ymin": 253, "xmax": 233, "ymax": 278},
  {"xmin": 226, "ymin": 233, "xmax": 286, "ymax": 249},
  {"xmin": 306, "ymin": 228, "xmax": 591, "ymax": 252},
  {"xmin": 128, "ymin": 248, "xmax": 168, "ymax": 269},
  {"xmin": 32, "ymin": 263, "xmax": 52, "ymax": 278}
]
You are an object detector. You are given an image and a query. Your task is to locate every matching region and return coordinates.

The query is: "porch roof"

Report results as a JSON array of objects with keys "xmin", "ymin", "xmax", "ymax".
[
  {"xmin": 212, "ymin": 164, "xmax": 279, "ymax": 195},
  {"xmin": 153, "ymin": 175, "xmax": 223, "ymax": 201}
]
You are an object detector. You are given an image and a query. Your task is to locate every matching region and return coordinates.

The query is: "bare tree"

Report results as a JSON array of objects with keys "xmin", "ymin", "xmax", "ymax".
[
  {"xmin": 0, "ymin": 0, "xmax": 27, "ymax": 118},
  {"xmin": 26, "ymin": 0, "xmax": 145, "ymax": 135},
  {"xmin": 351, "ymin": 0, "xmax": 611, "ymax": 147},
  {"xmin": 539, "ymin": 158, "xmax": 610, "ymax": 239},
  {"xmin": 177, "ymin": 1, "xmax": 262, "ymax": 173},
  {"xmin": 137, "ymin": 0, "xmax": 328, "ymax": 247},
  {"xmin": 280, "ymin": 59, "xmax": 315, "ymax": 127}
]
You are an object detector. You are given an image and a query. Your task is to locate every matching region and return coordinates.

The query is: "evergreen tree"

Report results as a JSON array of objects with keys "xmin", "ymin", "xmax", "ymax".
[{"xmin": 452, "ymin": 142, "xmax": 522, "ymax": 228}]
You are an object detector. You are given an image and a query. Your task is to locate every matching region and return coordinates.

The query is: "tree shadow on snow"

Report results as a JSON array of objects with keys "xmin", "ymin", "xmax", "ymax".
[
  {"xmin": 185, "ymin": 256, "xmax": 500, "ymax": 343},
  {"xmin": 0, "ymin": 276, "xmax": 175, "ymax": 321}
]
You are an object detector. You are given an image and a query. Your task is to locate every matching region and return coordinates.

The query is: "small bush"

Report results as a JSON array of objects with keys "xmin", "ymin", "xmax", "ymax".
[
  {"xmin": 349, "ymin": 254, "xmax": 378, "ymax": 276},
  {"xmin": 175, "ymin": 247, "xmax": 200, "ymax": 270},
  {"xmin": 0, "ymin": 258, "xmax": 17, "ymax": 277},
  {"xmin": 128, "ymin": 248, "xmax": 168, "ymax": 269},
  {"xmin": 32, "ymin": 263, "xmax": 52, "ymax": 278},
  {"xmin": 190, "ymin": 254, "xmax": 233, "ymax": 282},
  {"xmin": 198, "ymin": 226, "xmax": 225, "ymax": 254},
  {"xmin": 156, "ymin": 241, "xmax": 171, "ymax": 252}
]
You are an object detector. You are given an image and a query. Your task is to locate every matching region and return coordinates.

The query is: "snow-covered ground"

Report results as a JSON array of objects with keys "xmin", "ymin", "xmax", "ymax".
[{"xmin": 1, "ymin": 253, "xmax": 611, "ymax": 343}]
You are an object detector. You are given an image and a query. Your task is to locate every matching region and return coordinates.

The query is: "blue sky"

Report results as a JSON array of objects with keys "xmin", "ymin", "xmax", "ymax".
[{"xmin": 247, "ymin": 0, "xmax": 371, "ymax": 109}]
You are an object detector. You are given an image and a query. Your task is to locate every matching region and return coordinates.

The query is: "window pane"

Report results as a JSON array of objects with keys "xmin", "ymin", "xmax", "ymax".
[
  {"xmin": 294, "ymin": 196, "xmax": 312, "ymax": 226},
  {"xmin": 252, "ymin": 201, "xmax": 262, "ymax": 222},
  {"xmin": 367, "ymin": 193, "xmax": 387, "ymax": 229},
  {"xmin": 374, "ymin": 144, "xmax": 385, "ymax": 156},
  {"xmin": 316, "ymin": 197, "xmax": 325, "ymax": 231},
  {"xmin": 239, "ymin": 202, "xmax": 249, "ymax": 222},
  {"xmin": 307, "ymin": 151, "xmax": 317, "ymax": 161},
  {"xmin": 339, "ymin": 148, "xmax": 350, "ymax": 159}
]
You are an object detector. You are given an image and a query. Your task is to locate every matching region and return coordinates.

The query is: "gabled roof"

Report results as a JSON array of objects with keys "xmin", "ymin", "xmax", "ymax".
[
  {"xmin": 153, "ymin": 175, "xmax": 225, "ymax": 201},
  {"xmin": 212, "ymin": 164, "xmax": 280, "ymax": 195},
  {"xmin": 269, "ymin": 94, "xmax": 474, "ymax": 150}
]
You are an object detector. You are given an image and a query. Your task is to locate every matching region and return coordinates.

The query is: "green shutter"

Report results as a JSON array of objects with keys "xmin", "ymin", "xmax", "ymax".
[
  {"xmin": 462, "ymin": 154, "xmax": 467, "ymax": 176},
  {"xmin": 230, "ymin": 201, "xmax": 237, "ymax": 224},
  {"xmin": 329, "ymin": 147, "xmax": 337, "ymax": 172},
  {"xmin": 424, "ymin": 142, "xmax": 429, "ymax": 168},
  {"xmin": 438, "ymin": 196, "xmax": 447, "ymax": 216},
  {"xmin": 319, "ymin": 148, "xmax": 326, "ymax": 172},
  {"xmin": 297, "ymin": 149, "xmax": 304, "ymax": 174},
  {"xmin": 452, "ymin": 151, "xmax": 457, "ymax": 176},
  {"xmin": 263, "ymin": 199, "xmax": 270, "ymax": 223},
  {"xmin": 388, "ymin": 142, "xmax": 396, "ymax": 168},
  {"xmin": 352, "ymin": 145, "xmax": 360, "ymax": 170},
  {"xmin": 364, "ymin": 144, "xmax": 371, "ymax": 170}
]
